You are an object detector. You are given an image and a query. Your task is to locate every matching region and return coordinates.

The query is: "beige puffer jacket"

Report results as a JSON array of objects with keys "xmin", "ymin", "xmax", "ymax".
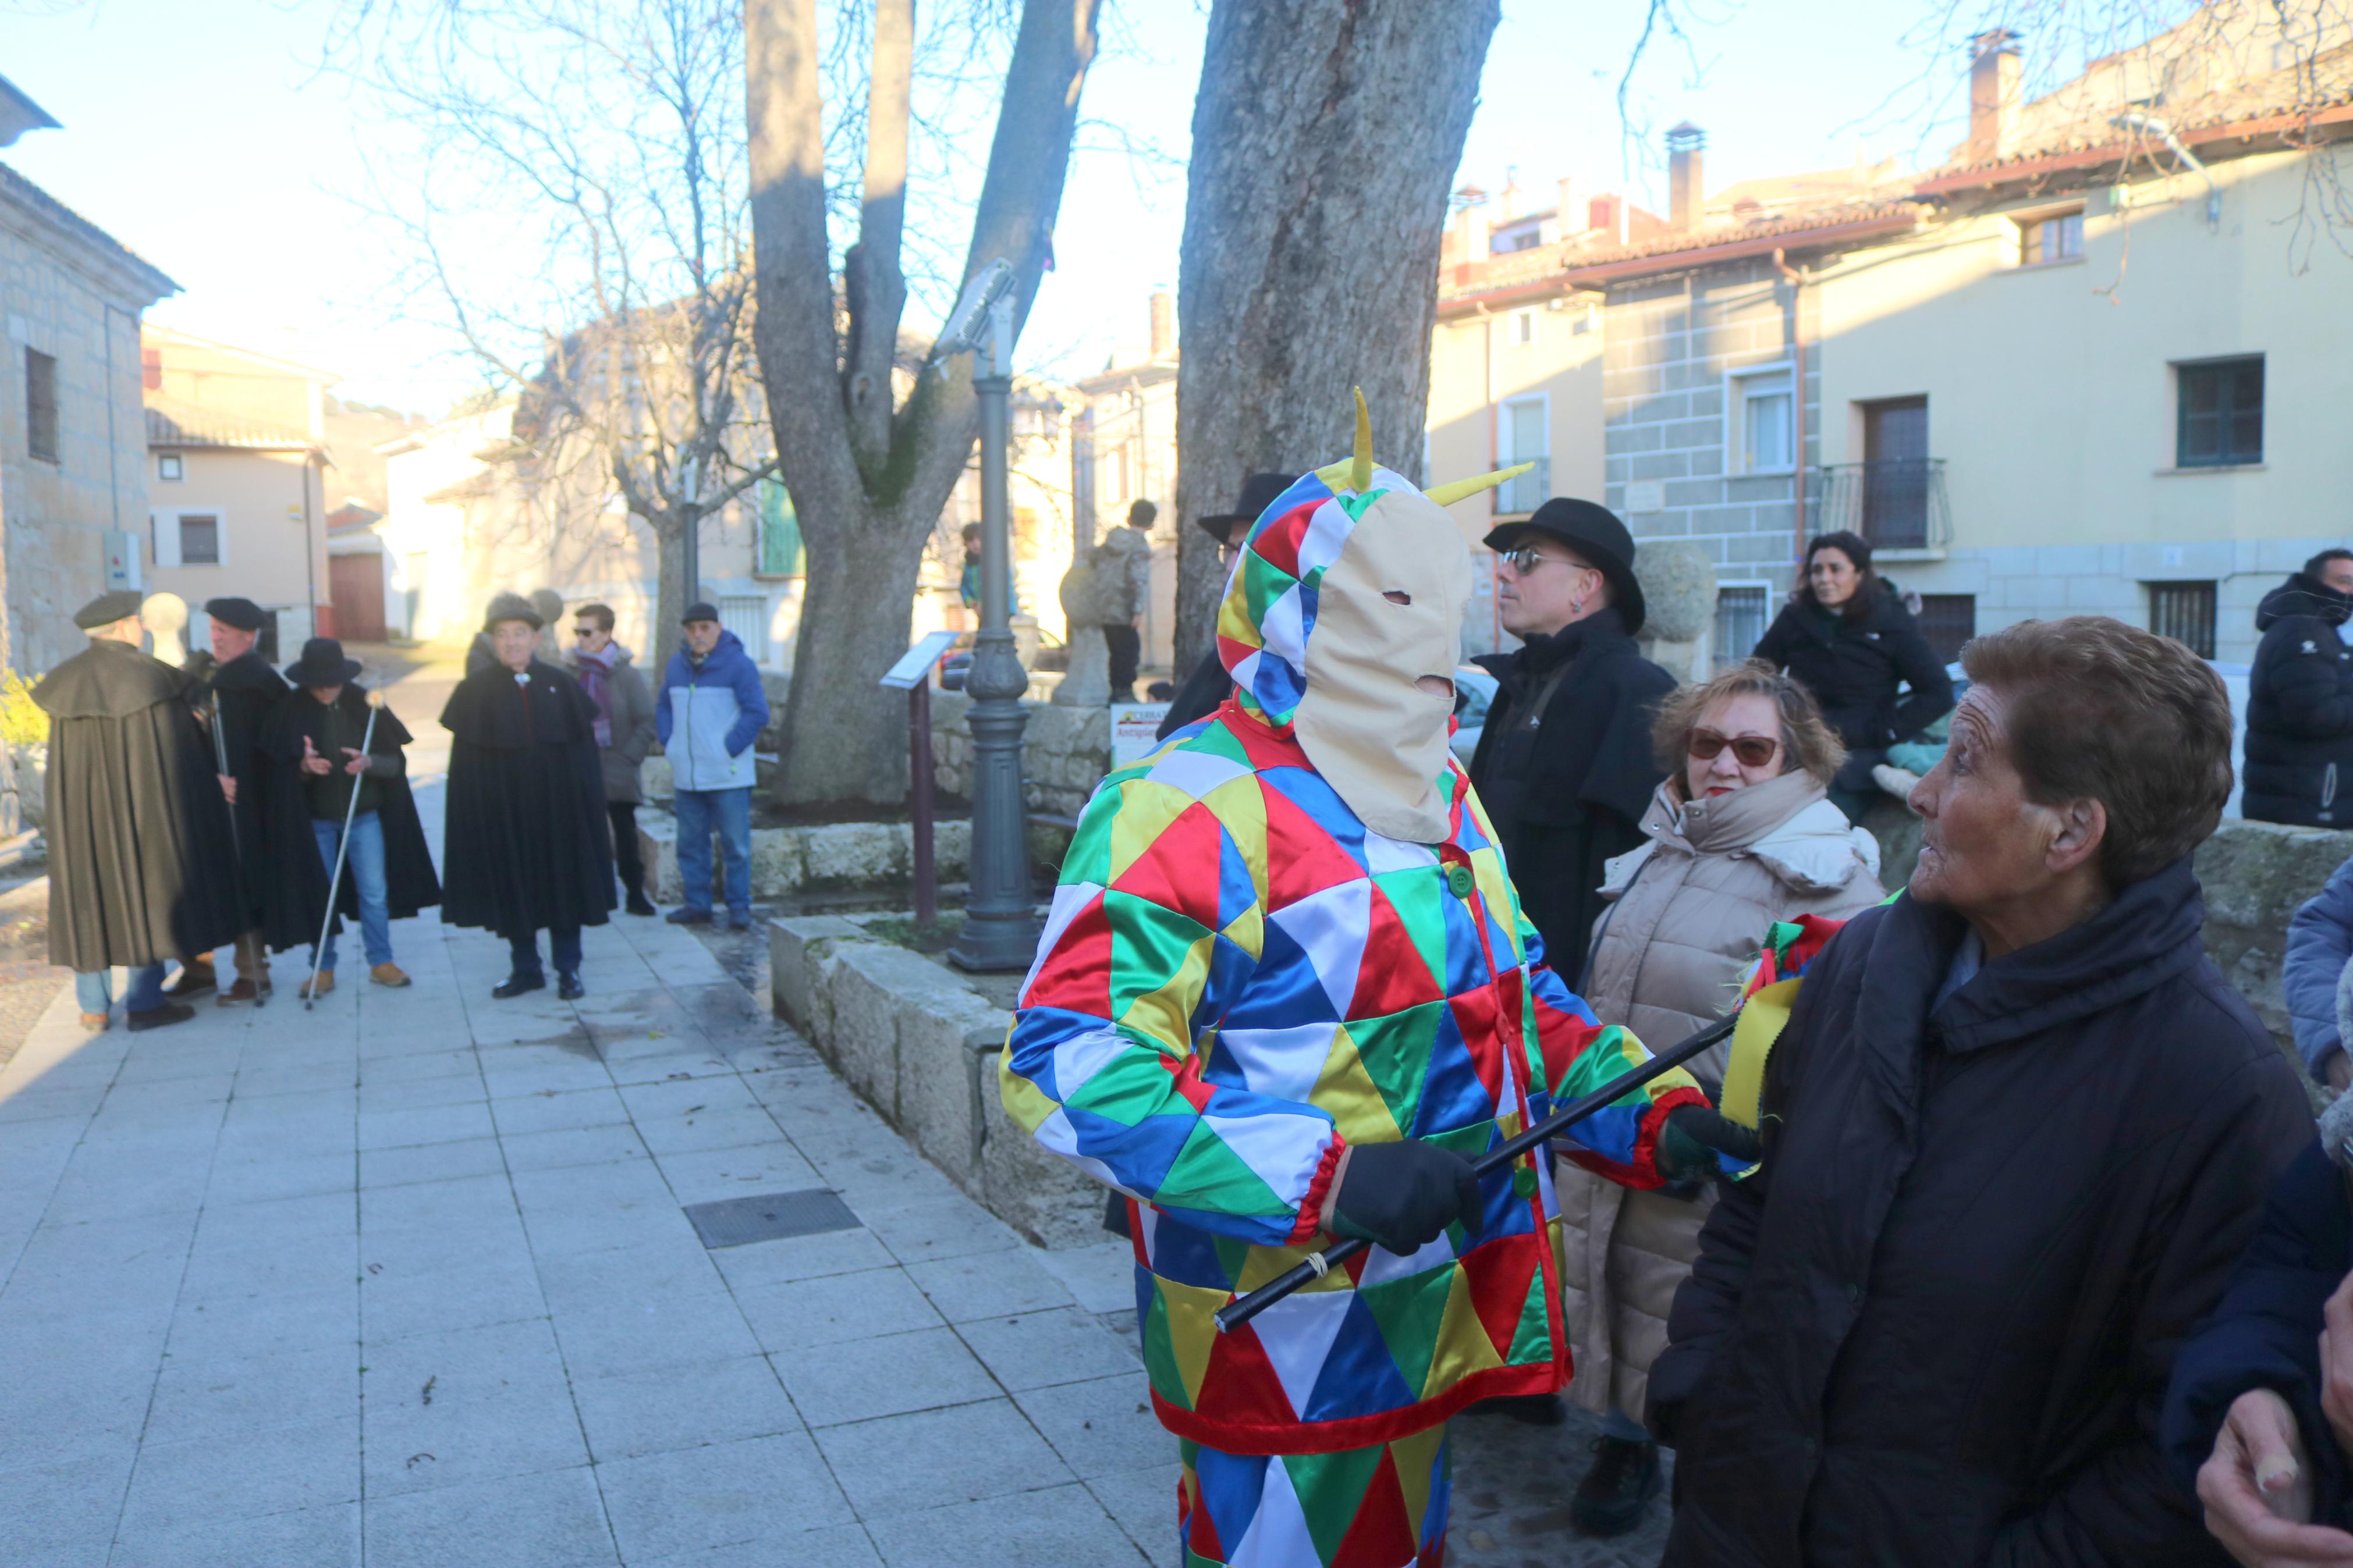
[{"xmin": 1556, "ymin": 769, "xmax": 1885, "ymax": 1420}]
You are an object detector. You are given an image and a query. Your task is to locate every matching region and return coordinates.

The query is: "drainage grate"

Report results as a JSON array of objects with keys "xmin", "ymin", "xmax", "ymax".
[{"xmin": 683, "ymin": 1188, "xmax": 863, "ymax": 1249}]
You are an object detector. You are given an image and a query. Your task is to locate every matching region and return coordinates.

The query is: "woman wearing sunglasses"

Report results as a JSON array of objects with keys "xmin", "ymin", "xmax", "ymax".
[{"xmin": 1552, "ymin": 659, "xmax": 1884, "ymax": 1537}]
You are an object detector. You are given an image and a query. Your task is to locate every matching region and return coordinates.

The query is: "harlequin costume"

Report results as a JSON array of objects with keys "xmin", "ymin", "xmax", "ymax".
[{"xmin": 1001, "ymin": 398, "xmax": 1713, "ymax": 1566}]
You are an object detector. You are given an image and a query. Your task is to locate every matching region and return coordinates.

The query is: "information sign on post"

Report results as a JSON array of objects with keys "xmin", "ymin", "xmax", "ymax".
[
  {"xmin": 881, "ymin": 629, "xmax": 964, "ymax": 926},
  {"xmin": 1108, "ymin": 703, "xmax": 1172, "ymax": 768}
]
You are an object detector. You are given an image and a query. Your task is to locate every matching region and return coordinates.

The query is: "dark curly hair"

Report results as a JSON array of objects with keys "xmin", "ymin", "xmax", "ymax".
[{"xmin": 1797, "ymin": 531, "xmax": 1883, "ymax": 624}]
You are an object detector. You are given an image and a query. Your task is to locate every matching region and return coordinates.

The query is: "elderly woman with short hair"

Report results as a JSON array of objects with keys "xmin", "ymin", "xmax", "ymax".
[
  {"xmin": 1651, "ymin": 617, "xmax": 2312, "ymax": 1568},
  {"xmin": 1557, "ymin": 661, "xmax": 1884, "ymax": 1535}
]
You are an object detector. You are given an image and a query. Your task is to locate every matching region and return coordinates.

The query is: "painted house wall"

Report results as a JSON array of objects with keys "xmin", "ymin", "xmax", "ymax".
[{"xmin": 150, "ymin": 445, "xmax": 320, "ymax": 654}]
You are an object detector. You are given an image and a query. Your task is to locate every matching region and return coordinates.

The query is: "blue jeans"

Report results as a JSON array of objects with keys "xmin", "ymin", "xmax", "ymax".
[
  {"xmin": 310, "ymin": 812, "xmax": 392, "ymax": 972},
  {"xmin": 509, "ymin": 927, "xmax": 583, "ymax": 981},
  {"xmin": 76, "ymin": 963, "xmax": 166, "ymax": 1014},
  {"xmin": 674, "ymin": 786, "xmax": 753, "ymax": 916}
]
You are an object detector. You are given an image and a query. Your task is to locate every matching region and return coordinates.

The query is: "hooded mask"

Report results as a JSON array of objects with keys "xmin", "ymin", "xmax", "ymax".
[{"xmin": 1215, "ymin": 391, "xmax": 1529, "ymax": 843}]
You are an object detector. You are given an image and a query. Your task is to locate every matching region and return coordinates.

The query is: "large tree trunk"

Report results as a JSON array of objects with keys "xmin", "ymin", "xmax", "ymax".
[
  {"xmin": 1173, "ymin": 0, "xmax": 1500, "ymax": 675},
  {"xmin": 651, "ymin": 511, "xmax": 691, "ymax": 664},
  {"xmin": 747, "ymin": 0, "xmax": 1099, "ymax": 809}
]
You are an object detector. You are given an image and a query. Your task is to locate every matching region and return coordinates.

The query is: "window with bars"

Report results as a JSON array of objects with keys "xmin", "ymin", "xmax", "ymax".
[
  {"xmin": 25, "ymin": 349, "xmax": 57, "ymax": 464},
  {"xmin": 1915, "ymin": 593, "xmax": 1976, "ymax": 666},
  {"xmin": 2147, "ymin": 581, "xmax": 2217, "ymax": 659},
  {"xmin": 1713, "ymin": 585, "xmax": 1770, "ymax": 668},
  {"xmin": 2176, "ymin": 357, "xmax": 2263, "ymax": 468},
  {"xmin": 755, "ymin": 477, "xmax": 803, "ymax": 577}
]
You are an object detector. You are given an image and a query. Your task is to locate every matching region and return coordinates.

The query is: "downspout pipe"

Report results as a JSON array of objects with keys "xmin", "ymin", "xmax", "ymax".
[{"xmin": 1772, "ymin": 247, "xmax": 1808, "ymax": 573}]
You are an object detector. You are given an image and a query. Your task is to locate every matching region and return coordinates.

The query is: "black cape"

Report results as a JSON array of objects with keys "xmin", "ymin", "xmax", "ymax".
[
  {"xmin": 34, "ymin": 638, "xmax": 246, "ymax": 970},
  {"xmin": 439, "ymin": 658, "xmax": 615, "ymax": 939},
  {"xmin": 1155, "ymin": 650, "xmax": 1231, "ymax": 741},
  {"xmin": 1467, "ymin": 609, "xmax": 1673, "ymax": 984},
  {"xmin": 209, "ymin": 650, "xmax": 287, "ymax": 922},
  {"xmin": 258, "ymin": 687, "xmax": 441, "ymax": 951}
]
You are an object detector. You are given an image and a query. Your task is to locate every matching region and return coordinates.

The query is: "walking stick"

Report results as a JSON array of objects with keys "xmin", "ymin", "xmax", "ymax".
[
  {"xmin": 304, "ymin": 695, "xmax": 380, "ymax": 1011},
  {"xmin": 208, "ymin": 695, "xmax": 264, "ymax": 1008},
  {"xmin": 1213, "ymin": 1011, "xmax": 1740, "ymax": 1335}
]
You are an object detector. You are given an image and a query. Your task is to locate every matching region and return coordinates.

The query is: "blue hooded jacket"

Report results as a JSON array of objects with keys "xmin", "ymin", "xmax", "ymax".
[{"xmin": 656, "ymin": 628, "xmax": 770, "ymax": 792}]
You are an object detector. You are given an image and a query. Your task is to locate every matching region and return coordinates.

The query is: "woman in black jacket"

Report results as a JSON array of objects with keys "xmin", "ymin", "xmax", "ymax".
[
  {"xmin": 1753, "ymin": 531, "xmax": 1954, "ymax": 821},
  {"xmin": 1651, "ymin": 616, "xmax": 2311, "ymax": 1568},
  {"xmin": 2244, "ymin": 550, "xmax": 2353, "ymax": 827}
]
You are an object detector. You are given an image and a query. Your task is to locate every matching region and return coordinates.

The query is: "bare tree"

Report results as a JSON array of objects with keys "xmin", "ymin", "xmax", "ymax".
[
  {"xmin": 328, "ymin": 0, "xmax": 773, "ymax": 641},
  {"xmin": 1170, "ymin": 0, "xmax": 1503, "ymax": 678},
  {"xmin": 746, "ymin": 0, "xmax": 1103, "ymax": 807}
]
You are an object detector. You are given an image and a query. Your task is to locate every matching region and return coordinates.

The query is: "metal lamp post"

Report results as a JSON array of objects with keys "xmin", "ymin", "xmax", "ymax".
[{"xmin": 934, "ymin": 261, "xmax": 1038, "ymax": 970}]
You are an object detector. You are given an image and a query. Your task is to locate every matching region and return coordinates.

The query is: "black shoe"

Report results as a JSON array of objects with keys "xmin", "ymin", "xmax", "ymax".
[
  {"xmin": 556, "ymin": 973, "xmax": 584, "ymax": 1001},
  {"xmin": 126, "ymin": 1001, "xmax": 197, "ymax": 1033},
  {"xmin": 727, "ymin": 909, "xmax": 751, "ymax": 931},
  {"xmin": 492, "ymin": 973, "xmax": 546, "ymax": 1000},
  {"xmin": 665, "ymin": 906, "xmax": 713, "ymax": 926},
  {"xmin": 625, "ymin": 895, "xmax": 657, "ymax": 917},
  {"xmin": 1464, "ymin": 1392, "xmax": 1566, "ymax": 1426},
  {"xmin": 1571, "ymin": 1435, "xmax": 1662, "ymax": 1538}
]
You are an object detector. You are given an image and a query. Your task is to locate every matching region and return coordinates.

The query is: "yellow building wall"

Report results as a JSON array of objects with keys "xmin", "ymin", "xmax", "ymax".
[{"xmin": 148, "ymin": 446, "xmax": 324, "ymax": 642}]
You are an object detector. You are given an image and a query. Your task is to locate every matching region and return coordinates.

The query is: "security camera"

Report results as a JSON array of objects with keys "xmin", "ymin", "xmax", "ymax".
[{"xmin": 935, "ymin": 259, "xmax": 1016, "ymax": 358}]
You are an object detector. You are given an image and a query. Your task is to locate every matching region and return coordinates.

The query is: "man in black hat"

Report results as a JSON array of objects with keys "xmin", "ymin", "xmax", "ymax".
[
  {"xmin": 441, "ymin": 592, "xmax": 615, "ymax": 998},
  {"xmin": 183, "ymin": 595, "xmax": 286, "ymax": 1003},
  {"xmin": 1155, "ymin": 472, "xmax": 1293, "ymax": 741},
  {"xmin": 1467, "ymin": 497, "xmax": 1673, "ymax": 984},
  {"xmin": 33, "ymin": 591, "xmax": 245, "ymax": 1032},
  {"xmin": 261, "ymin": 638, "xmax": 440, "ymax": 998}
]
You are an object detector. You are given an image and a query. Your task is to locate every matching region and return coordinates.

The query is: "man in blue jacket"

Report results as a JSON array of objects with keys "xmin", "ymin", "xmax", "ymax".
[{"xmin": 657, "ymin": 603, "xmax": 769, "ymax": 929}]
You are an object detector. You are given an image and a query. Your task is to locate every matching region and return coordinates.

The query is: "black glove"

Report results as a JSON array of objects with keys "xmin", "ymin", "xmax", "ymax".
[
  {"xmin": 1658, "ymin": 1105, "xmax": 1763, "ymax": 1181},
  {"xmin": 1329, "ymin": 1139, "xmax": 1482, "ymax": 1254}
]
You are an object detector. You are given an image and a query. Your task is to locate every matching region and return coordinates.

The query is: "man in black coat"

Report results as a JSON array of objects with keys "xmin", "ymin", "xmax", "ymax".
[
  {"xmin": 1651, "ymin": 616, "xmax": 2311, "ymax": 1568},
  {"xmin": 261, "ymin": 639, "xmax": 440, "ymax": 998},
  {"xmin": 2244, "ymin": 548, "xmax": 2353, "ymax": 827},
  {"xmin": 441, "ymin": 592, "xmax": 615, "ymax": 1000},
  {"xmin": 193, "ymin": 596, "xmax": 285, "ymax": 1004},
  {"xmin": 1467, "ymin": 498, "xmax": 1673, "ymax": 984},
  {"xmin": 34, "ymin": 591, "xmax": 246, "ymax": 1032}
]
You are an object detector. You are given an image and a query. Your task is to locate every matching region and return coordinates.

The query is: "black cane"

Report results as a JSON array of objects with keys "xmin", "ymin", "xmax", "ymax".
[{"xmin": 1212, "ymin": 1011, "xmax": 1740, "ymax": 1335}]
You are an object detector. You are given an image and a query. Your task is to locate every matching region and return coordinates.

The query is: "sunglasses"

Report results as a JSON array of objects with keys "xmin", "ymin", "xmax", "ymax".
[
  {"xmin": 573, "ymin": 627, "xmax": 599, "ymax": 637},
  {"xmin": 1688, "ymin": 729, "xmax": 1781, "ymax": 768}
]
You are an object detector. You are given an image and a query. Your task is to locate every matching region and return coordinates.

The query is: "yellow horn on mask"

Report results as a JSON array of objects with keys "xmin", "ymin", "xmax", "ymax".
[
  {"xmin": 1424, "ymin": 462, "xmax": 1536, "ymax": 509},
  {"xmin": 1314, "ymin": 387, "xmax": 1377, "ymax": 494}
]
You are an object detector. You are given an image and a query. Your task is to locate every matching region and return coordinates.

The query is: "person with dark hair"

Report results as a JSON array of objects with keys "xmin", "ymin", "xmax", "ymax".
[
  {"xmin": 1557, "ymin": 660, "xmax": 1884, "ymax": 1534},
  {"xmin": 1653, "ymin": 616, "xmax": 2312, "ymax": 1567},
  {"xmin": 195, "ymin": 595, "xmax": 286, "ymax": 1004},
  {"xmin": 2244, "ymin": 547, "xmax": 2353, "ymax": 827},
  {"xmin": 566, "ymin": 601, "xmax": 659, "ymax": 916},
  {"xmin": 1752, "ymin": 529, "xmax": 1954, "ymax": 823},
  {"xmin": 1097, "ymin": 498, "xmax": 1156, "ymax": 702},
  {"xmin": 1156, "ymin": 471, "xmax": 1292, "ymax": 740},
  {"xmin": 1468, "ymin": 497, "xmax": 1674, "ymax": 984},
  {"xmin": 34, "ymin": 591, "xmax": 245, "ymax": 1032},
  {"xmin": 260, "ymin": 638, "xmax": 439, "ymax": 997},
  {"xmin": 656, "ymin": 602, "xmax": 769, "ymax": 930},
  {"xmin": 441, "ymin": 592, "xmax": 616, "ymax": 998}
]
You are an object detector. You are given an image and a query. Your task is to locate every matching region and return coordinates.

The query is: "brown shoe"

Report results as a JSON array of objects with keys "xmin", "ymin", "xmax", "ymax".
[
  {"xmin": 79, "ymin": 1011, "xmax": 109, "ymax": 1033},
  {"xmin": 299, "ymin": 972, "xmax": 335, "ymax": 1000},
  {"xmin": 217, "ymin": 979, "xmax": 260, "ymax": 1006},
  {"xmin": 370, "ymin": 963, "xmax": 411, "ymax": 989},
  {"xmin": 163, "ymin": 959, "xmax": 217, "ymax": 999}
]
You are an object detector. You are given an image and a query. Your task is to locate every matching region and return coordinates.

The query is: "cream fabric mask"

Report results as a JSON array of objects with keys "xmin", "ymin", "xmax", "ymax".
[{"xmin": 1290, "ymin": 490, "xmax": 1476, "ymax": 844}]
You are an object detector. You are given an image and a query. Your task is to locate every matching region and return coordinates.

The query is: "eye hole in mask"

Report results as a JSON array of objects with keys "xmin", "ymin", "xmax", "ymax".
[{"xmin": 1383, "ymin": 591, "xmax": 1412, "ymax": 605}]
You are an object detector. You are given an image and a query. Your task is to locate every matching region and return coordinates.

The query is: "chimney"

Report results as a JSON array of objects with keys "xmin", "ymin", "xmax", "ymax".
[
  {"xmin": 1453, "ymin": 186, "xmax": 1490, "ymax": 265},
  {"xmin": 1556, "ymin": 176, "xmax": 1575, "ymax": 235},
  {"xmin": 1588, "ymin": 194, "xmax": 1621, "ymax": 244},
  {"xmin": 1966, "ymin": 30, "xmax": 2021, "ymax": 161},
  {"xmin": 1667, "ymin": 123, "xmax": 1705, "ymax": 232},
  {"xmin": 1148, "ymin": 290, "xmax": 1173, "ymax": 360}
]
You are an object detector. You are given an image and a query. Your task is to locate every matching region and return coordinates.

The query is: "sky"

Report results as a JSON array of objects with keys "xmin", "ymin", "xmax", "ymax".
[{"xmin": 1, "ymin": 0, "xmax": 1997, "ymax": 416}]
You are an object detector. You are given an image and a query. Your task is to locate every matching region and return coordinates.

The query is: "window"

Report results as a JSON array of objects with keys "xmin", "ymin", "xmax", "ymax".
[
  {"xmin": 1498, "ymin": 396, "xmax": 1549, "ymax": 513},
  {"xmin": 177, "ymin": 514, "xmax": 221, "ymax": 567},
  {"xmin": 24, "ymin": 349, "xmax": 57, "ymax": 464},
  {"xmin": 2176, "ymin": 356, "xmax": 2263, "ymax": 468},
  {"xmin": 2020, "ymin": 208, "xmax": 2084, "ymax": 264},
  {"xmin": 1509, "ymin": 310, "xmax": 1535, "ymax": 346},
  {"xmin": 1728, "ymin": 367, "xmax": 1794, "ymax": 474},
  {"xmin": 1713, "ymin": 585, "xmax": 1770, "ymax": 668},
  {"xmin": 157, "ymin": 454, "xmax": 183, "ymax": 482},
  {"xmin": 1916, "ymin": 593, "xmax": 1976, "ymax": 666},
  {"xmin": 2148, "ymin": 581, "xmax": 2217, "ymax": 658},
  {"xmin": 756, "ymin": 476, "xmax": 803, "ymax": 576}
]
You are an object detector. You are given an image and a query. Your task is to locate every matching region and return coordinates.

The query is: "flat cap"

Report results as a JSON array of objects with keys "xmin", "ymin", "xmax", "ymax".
[
  {"xmin": 203, "ymin": 596, "xmax": 269, "ymax": 632},
  {"xmin": 482, "ymin": 591, "xmax": 543, "ymax": 632},
  {"xmin": 74, "ymin": 589, "xmax": 145, "ymax": 630}
]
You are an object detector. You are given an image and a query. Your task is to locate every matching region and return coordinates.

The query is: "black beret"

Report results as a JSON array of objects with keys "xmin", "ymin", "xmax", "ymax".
[
  {"xmin": 74, "ymin": 589, "xmax": 145, "ymax": 630},
  {"xmin": 203, "ymin": 596, "xmax": 269, "ymax": 632}
]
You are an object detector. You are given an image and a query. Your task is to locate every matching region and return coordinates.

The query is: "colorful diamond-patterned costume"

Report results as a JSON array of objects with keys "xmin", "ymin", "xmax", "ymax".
[{"xmin": 1001, "ymin": 422, "xmax": 1707, "ymax": 1565}]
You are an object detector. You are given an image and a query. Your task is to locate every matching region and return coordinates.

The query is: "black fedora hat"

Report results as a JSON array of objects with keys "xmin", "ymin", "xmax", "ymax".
[
  {"xmin": 1484, "ymin": 498, "xmax": 1648, "ymax": 636},
  {"xmin": 285, "ymin": 637, "xmax": 362, "ymax": 687},
  {"xmin": 1197, "ymin": 472, "xmax": 1297, "ymax": 544}
]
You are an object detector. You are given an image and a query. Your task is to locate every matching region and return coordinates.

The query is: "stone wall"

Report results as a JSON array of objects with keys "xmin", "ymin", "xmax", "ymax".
[
  {"xmin": 638, "ymin": 815, "xmax": 972, "ymax": 905},
  {"xmin": 929, "ymin": 689, "xmax": 1109, "ymax": 824},
  {"xmin": 768, "ymin": 916, "xmax": 1101, "ymax": 1247}
]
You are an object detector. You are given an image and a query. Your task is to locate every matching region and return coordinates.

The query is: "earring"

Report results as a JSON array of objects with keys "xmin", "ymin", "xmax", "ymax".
[{"xmin": 1568, "ymin": 599, "xmax": 1585, "ymax": 617}]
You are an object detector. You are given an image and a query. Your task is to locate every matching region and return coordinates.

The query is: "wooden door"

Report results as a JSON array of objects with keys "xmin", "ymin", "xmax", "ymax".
[
  {"xmin": 1860, "ymin": 397, "xmax": 1929, "ymax": 547},
  {"xmin": 329, "ymin": 553, "xmax": 387, "ymax": 642}
]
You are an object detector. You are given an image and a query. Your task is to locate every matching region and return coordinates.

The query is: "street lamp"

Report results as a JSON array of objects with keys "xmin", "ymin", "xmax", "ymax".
[{"xmin": 932, "ymin": 259, "xmax": 1038, "ymax": 970}]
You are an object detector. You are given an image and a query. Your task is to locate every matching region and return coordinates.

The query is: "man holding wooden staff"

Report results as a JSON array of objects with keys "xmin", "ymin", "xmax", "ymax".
[{"xmin": 998, "ymin": 401, "xmax": 1733, "ymax": 1567}]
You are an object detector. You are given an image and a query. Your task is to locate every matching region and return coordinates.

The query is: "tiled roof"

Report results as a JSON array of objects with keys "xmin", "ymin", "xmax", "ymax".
[
  {"xmin": 145, "ymin": 396, "xmax": 315, "ymax": 451},
  {"xmin": 1557, "ymin": 202, "xmax": 1926, "ymax": 283}
]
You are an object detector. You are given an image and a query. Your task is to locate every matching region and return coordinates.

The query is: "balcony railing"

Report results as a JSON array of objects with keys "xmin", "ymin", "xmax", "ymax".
[
  {"xmin": 1495, "ymin": 456, "xmax": 1550, "ymax": 515},
  {"xmin": 1816, "ymin": 458, "xmax": 1951, "ymax": 551}
]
